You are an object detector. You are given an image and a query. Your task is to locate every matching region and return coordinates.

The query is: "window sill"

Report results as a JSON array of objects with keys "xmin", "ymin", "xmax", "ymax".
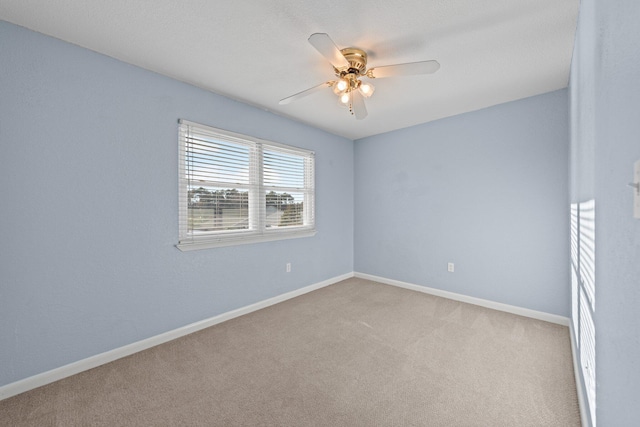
[{"xmin": 176, "ymin": 229, "xmax": 316, "ymax": 251}]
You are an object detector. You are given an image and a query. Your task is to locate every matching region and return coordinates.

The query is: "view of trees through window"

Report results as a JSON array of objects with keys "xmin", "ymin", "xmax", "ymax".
[
  {"xmin": 188, "ymin": 187, "xmax": 303, "ymax": 232},
  {"xmin": 265, "ymin": 190, "xmax": 304, "ymax": 227}
]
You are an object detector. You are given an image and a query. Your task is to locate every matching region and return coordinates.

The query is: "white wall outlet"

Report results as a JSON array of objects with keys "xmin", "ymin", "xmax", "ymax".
[
  {"xmin": 447, "ymin": 262, "xmax": 455, "ymax": 273},
  {"xmin": 286, "ymin": 263, "xmax": 291, "ymax": 273}
]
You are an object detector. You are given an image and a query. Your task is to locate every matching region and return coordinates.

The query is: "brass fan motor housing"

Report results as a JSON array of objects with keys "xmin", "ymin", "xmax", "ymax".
[{"xmin": 336, "ymin": 47, "xmax": 368, "ymax": 76}]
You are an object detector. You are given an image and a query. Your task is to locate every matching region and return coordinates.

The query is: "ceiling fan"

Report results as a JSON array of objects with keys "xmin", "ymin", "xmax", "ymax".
[{"xmin": 279, "ymin": 33, "xmax": 440, "ymax": 120}]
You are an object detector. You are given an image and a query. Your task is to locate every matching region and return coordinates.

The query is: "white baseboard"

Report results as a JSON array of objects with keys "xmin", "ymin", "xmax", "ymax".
[
  {"xmin": 354, "ymin": 272, "xmax": 570, "ymax": 326},
  {"xmin": 0, "ymin": 272, "xmax": 354, "ymax": 401},
  {"xmin": 569, "ymin": 323, "xmax": 591, "ymax": 427}
]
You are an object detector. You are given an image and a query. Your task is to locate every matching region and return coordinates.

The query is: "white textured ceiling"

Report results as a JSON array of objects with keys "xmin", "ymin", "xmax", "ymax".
[{"xmin": 0, "ymin": 0, "xmax": 579, "ymax": 140}]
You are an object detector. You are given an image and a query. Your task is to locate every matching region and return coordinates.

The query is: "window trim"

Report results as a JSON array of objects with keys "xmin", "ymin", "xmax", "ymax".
[{"xmin": 176, "ymin": 120, "xmax": 315, "ymax": 251}]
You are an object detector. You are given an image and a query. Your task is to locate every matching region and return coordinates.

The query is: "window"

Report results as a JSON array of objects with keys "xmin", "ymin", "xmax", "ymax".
[
  {"xmin": 177, "ymin": 120, "xmax": 315, "ymax": 250},
  {"xmin": 571, "ymin": 199, "xmax": 596, "ymax": 425}
]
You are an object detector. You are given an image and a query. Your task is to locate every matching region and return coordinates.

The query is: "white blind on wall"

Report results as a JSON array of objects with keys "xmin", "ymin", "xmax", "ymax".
[
  {"xmin": 263, "ymin": 146, "xmax": 315, "ymax": 229},
  {"xmin": 577, "ymin": 199, "xmax": 596, "ymax": 425},
  {"xmin": 179, "ymin": 122, "xmax": 259, "ymax": 244},
  {"xmin": 178, "ymin": 120, "xmax": 315, "ymax": 250}
]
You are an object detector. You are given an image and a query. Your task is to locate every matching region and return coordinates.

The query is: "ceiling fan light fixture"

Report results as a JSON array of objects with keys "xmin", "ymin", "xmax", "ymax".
[
  {"xmin": 340, "ymin": 91, "xmax": 351, "ymax": 104},
  {"xmin": 279, "ymin": 33, "xmax": 439, "ymax": 120},
  {"xmin": 333, "ymin": 79, "xmax": 348, "ymax": 95},
  {"xmin": 359, "ymin": 81, "xmax": 375, "ymax": 98}
]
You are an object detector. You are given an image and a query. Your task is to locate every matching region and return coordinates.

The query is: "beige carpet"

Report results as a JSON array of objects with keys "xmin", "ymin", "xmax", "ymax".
[{"xmin": 0, "ymin": 278, "xmax": 581, "ymax": 426}]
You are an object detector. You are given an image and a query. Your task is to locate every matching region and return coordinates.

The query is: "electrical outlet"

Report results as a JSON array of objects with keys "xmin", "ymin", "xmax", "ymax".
[
  {"xmin": 447, "ymin": 262, "xmax": 454, "ymax": 273},
  {"xmin": 286, "ymin": 263, "xmax": 291, "ymax": 273}
]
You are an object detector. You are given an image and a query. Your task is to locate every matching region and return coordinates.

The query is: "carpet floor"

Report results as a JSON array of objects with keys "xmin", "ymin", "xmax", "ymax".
[{"xmin": 0, "ymin": 278, "xmax": 581, "ymax": 426}]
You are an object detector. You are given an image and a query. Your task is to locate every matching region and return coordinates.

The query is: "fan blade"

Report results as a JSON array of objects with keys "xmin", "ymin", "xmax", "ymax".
[
  {"xmin": 351, "ymin": 90, "xmax": 368, "ymax": 120},
  {"xmin": 368, "ymin": 60, "xmax": 440, "ymax": 78},
  {"xmin": 308, "ymin": 33, "xmax": 349, "ymax": 69},
  {"xmin": 279, "ymin": 81, "xmax": 333, "ymax": 105}
]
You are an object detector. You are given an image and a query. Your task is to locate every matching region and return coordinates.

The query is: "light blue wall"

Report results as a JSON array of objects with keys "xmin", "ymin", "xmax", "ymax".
[
  {"xmin": 0, "ymin": 21, "xmax": 354, "ymax": 387},
  {"xmin": 355, "ymin": 90, "xmax": 570, "ymax": 316},
  {"xmin": 570, "ymin": 0, "xmax": 640, "ymax": 425}
]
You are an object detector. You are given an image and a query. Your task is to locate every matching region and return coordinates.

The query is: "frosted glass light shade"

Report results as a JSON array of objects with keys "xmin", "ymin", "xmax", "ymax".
[{"xmin": 359, "ymin": 82, "xmax": 375, "ymax": 97}]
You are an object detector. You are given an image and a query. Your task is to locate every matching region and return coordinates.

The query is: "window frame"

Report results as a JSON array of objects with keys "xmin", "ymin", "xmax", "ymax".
[{"xmin": 177, "ymin": 119, "xmax": 315, "ymax": 251}]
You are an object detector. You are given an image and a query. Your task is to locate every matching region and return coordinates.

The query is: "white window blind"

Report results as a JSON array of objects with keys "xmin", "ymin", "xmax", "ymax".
[
  {"xmin": 571, "ymin": 199, "xmax": 596, "ymax": 425},
  {"xmin": 263, "ymin": 146, "xmax": 315, "ymax": 229},
  {"xmin": 578, "ymin": 199, "xmax": 596, "ymax": 425},
  {"xmin": 178, "ymin": 120, "xmax": 315, "ymax": 250}
]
